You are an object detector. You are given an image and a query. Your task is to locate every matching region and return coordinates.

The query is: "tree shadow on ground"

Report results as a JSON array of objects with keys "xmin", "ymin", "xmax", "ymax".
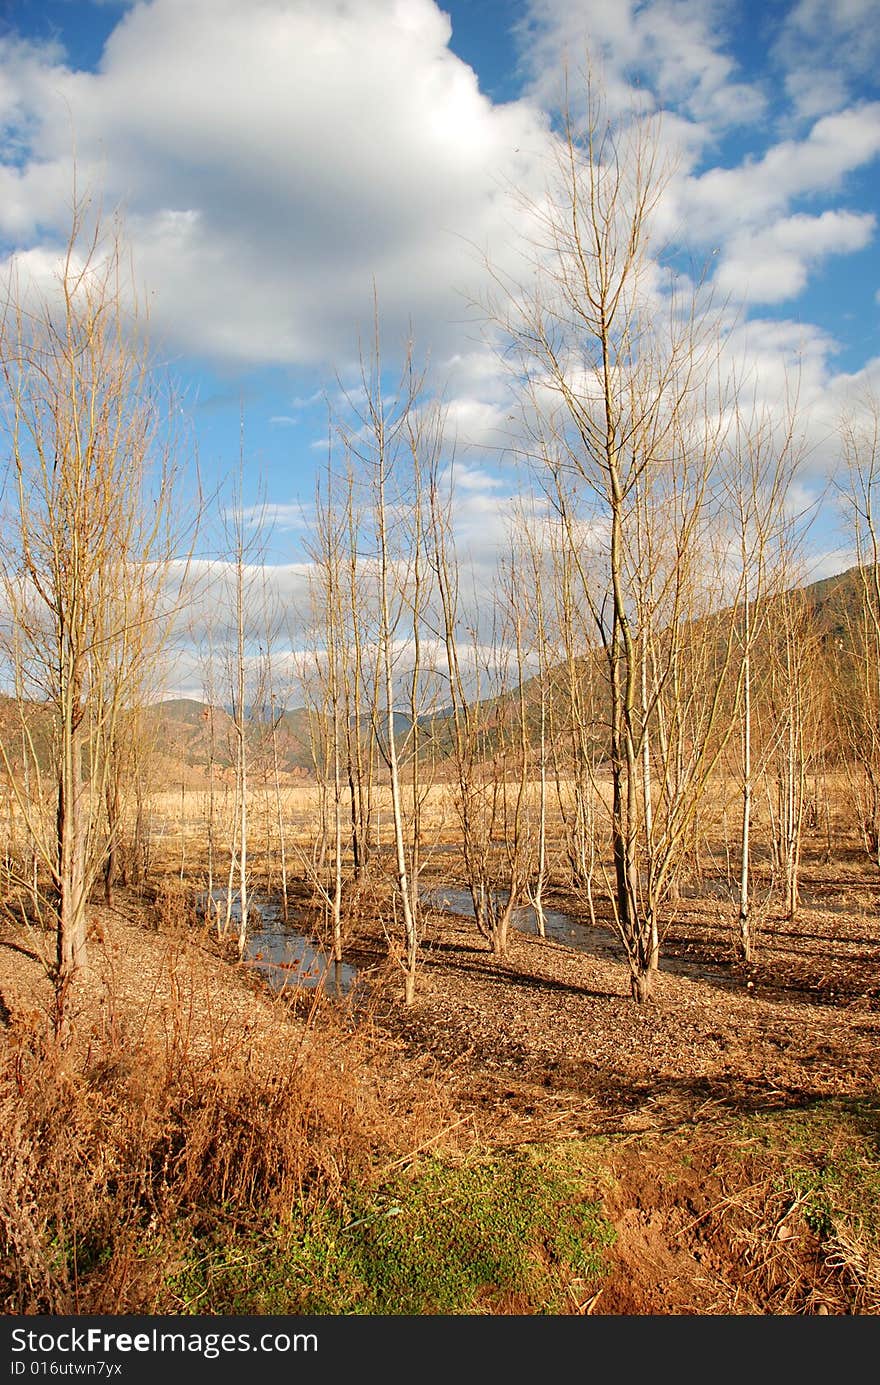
[{"xmin": 422, "ymin": 946, "xmax": 624, "ymax": 1002}]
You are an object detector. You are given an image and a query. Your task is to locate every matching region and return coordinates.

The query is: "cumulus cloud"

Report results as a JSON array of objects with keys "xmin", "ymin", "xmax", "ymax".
[
  {"xmin": 2, "ymin": 0, "xmax": 878, "ymax": 603},
  {"xmin": 0, "ymin": 0, "xmax": 552, "ymax": 369},
  {"xmin": 232, "ymin": 503, "xmax": 311, "ymax": 533},
  {"xmin": 714, "ymin": 209, "xmax": 876, "ymax": 304},
  {"xmin": 676, "ymin": 103, "xmax": 880, "ymax": 244},
  {"xmin": 511, "ymin": 2, "xmax": 880, "ymax": 442},
  {"xmin": 516, "ymin": 0, "xmax": 766, "ymax": 134},
  {"xmin": 774, "ymin": 0, "xmax": 880, "ymax": 119},
  {"xmin": 2, "ymin": 1, "xmax": 875, "ymax": 404},
  {"xmin": 442, "ymin": 396, "xmax": 514, "ymax": 454},
  {"xmin": 713, "ymin": 320, "xmax": 880, "ymax": 495}
]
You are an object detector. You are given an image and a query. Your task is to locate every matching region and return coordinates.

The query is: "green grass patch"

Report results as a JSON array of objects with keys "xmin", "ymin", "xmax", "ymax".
[
  {"xmin": 759, "ymin": 1101, "xmax": 880, "ymax": 1245},
  {"xmin": 167, "ymin": 1143, "xmax": 616, "ymax": 1315},
  {"xmin": 162, "ymin": 1101, "xmax": 880, "ymax": 1315}
]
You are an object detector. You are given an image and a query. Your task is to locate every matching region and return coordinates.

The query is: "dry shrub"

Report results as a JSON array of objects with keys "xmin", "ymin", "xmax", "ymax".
[
  {"xmin": 0, "ymin": 1084, "xmax": 57, "ymax": 1310},
  {"xmin": 147, "ymin": 875, "xmax": 204, "ymax": 934},
  {"xmin": 0, "ymin": 971, "xmax": 455, "ymax": 1314},
  {"xmin": 675, "ymin": 1124, "xmax": 880, "ymax": 1316},
  {"xmin": 707, "ymin": 1174, "xmax": 832, "ymax": 1314}
]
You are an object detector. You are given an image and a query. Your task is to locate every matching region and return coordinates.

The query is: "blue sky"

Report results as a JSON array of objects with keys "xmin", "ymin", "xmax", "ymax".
[{"xmin": 1, "ymin": 0, "xmax": 879, "ymax": 690}]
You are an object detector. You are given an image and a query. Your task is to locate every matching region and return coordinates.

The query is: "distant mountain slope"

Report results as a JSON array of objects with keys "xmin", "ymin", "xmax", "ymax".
[
  {"xmin": 799, "ymin": 563, "xmax": 866, "ymax": 649},
  {"xmin": 144, "ymin": 699, "xmax": 315, "ymax": 784},
  {"xmin": 148, "ymin": 564, "xmax": 875, "ymax": 783},
  {"xmin": 1, "ymin": 565, "xmax": 872, "ymax": 790}
]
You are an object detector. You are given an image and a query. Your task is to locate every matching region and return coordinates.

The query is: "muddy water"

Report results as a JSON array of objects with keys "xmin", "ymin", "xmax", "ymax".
[{"xmin": 202, "ymin": 892, "xmax": 358, "ymax": 997}]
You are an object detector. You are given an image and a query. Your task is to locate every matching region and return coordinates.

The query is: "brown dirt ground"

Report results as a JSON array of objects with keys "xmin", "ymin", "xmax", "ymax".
[
  {"xmin": 349, "ymin": 865, "xmax": 880, "ymax": 1144},
  {"xmin": 341, "ymin": 850, "xmax": 880, "ymax": 1314},
  {"xmin": 2, "ymin": 844, "xmax": 879, "ymax": 1315}
]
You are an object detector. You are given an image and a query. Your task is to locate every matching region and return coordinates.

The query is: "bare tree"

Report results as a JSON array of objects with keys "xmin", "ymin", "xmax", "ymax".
[
  {"xmin": 493, "ymin": 555, "xmax": 539, "ymax": 951},
  {"xmin": 836, "ymin": 393, "xmax": 880, "ymax": 866},
  {"xmin": 263, "ymin": 651, "xmax": 291, "ymax": 922},
  {"xmin": 716, "ymin": 393, "xmax": 805, "ymax": 958},
  {"xmin": 428, "ymin": 464, "xmax": 523, "ymax": 956},
  {"xmin": 212, "ymin": 443, "xmax": 271, "ymax": 959},
  {"xmin": 516, "ymin": 509, "xmax": 554, "ymax": 937},
  {"xmin": 498, "ymin": 74, "xmax": 742, "ymax": 1000},
  {"xmin": 304, "ymin": 447, "xmax": 352, "ymax": 963},
  {"xmin": 197, "ymin": 620, "xmax": 222, "ymax": 929},
  {"xmin": 763, "ymin": 584, "xmax": 824, "ymax": 922},
  {"xmin": 0, "ymin": 202, "xmax": 188, "ymax": 1028},
  {"xmin": 342, "ymin": 467, "xmax": 375, "ymax": 882},
  {"xmin": 545, "ymin": 494, "xmax": 601, "ymax": 916},
  {"xmin": 337, "ymin": 311, "xmax": 443, "ymax": 1003},
  {"xmin": 101, "ymin": 702, "xmax": 152, "ymax": 905}
]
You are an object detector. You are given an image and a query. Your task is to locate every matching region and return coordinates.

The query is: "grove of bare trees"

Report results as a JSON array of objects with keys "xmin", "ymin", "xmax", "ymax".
[{"xmin": 3, "ymin": 87, "xmax": 880, "ymax": 1033}]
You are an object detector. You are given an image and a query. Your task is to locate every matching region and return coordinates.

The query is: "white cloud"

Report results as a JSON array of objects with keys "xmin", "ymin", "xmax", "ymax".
[
  {"xmin": 513, "ymin": 2, "xmax": 880, "ymax": 389},
  {"xmin": 774, "ymin": 0, "xmax": 880, "ymax": 119},
  {"xmin": 448, "ymin": 461, "xmax": 504, "ymax": 493},
  {"xmin": 1, "ymin": 3, "xmax": 874, "ymax": 402},
  {"xmin": 169, "ymin": 555, "xmax": 314, "ymax": 655},
  {"xmin": 516, "ymin": 0, "xmax": 766, "ymax": 133},
  {"xmin": 442, "ymin": 396, "xmax": 513, "ymax": 453},
  {"xmin": 1, "ymin": 0, "xmax": 877, "ymax": 601},
  {"xmin": 677, "ymin": 104, "xmax": 880, "ymax": 245},
  {"xmin": 0, "ymin": 0, "xmax": 552, "ymax": 371},
  {"xmin": 235, "ymin": 503, "xmax": 311, "ymax": 533},
  {"xmin": 444, "ymin": 463, "xmax": 524, "ymax": 557},
  {"xmin": 717, "ymin": 316, "xmax": 838, "ymax": 421},
  {"xmin": 715, "ymin": 209, "xmax": 876, "ymax": 304}
]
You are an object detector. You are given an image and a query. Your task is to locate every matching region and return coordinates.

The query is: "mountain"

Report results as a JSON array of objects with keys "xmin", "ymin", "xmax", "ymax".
[
  {"xmin": 1, "ymin": 565, "xmax": 873, "ymax": 790},
  {"xmin": 799, "ymin": 563, "xmax": 867, "ymax": 650},
  {"xmin": 144, "ymin": 698, "xmax": 314, "ymax": 785}
]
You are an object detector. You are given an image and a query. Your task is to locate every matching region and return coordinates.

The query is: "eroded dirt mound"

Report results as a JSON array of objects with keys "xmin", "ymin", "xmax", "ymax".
[{"xmin": 593, "ymin": 1138, "xmax": 842, "ymax": 1315}]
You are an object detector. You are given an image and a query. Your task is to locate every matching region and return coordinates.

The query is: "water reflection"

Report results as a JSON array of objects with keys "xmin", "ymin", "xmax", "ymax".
[
  {"xmin": 200, "ymin": 891, "xmax": 358, "ymax": 997},
  {"xmin": 422, "ymin": 886, "xmax": 596, "ymax": 950}
]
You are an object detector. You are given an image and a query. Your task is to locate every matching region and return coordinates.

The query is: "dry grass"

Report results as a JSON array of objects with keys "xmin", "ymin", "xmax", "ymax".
[
  {"xmin": 696, "ymin": 1120, "xmax": 880, "ymax": 1316},
  {"xmin": 590, "ymin": 1108, "xmax": 880, "ymax": 1316},
  {"xmin": 0, "ymin": 881, "xmax": 458, "ymax": 1315},
  {"xmin": 1, "ymin": 765, "xmax": 878, "ymax": 1315},
  {"xmin": 139, "ymin": 767, "xmax": 857, "ymax": 884}
]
